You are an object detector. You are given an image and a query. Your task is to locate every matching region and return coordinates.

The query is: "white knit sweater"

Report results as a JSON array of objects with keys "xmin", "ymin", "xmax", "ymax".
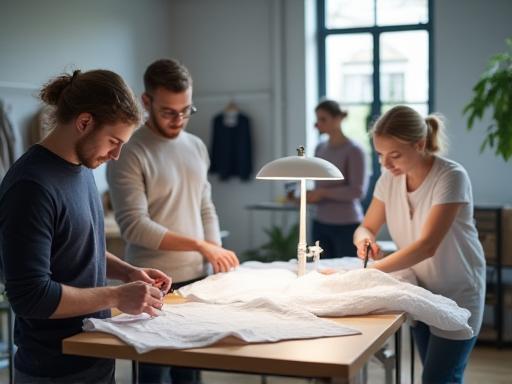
[{"xmin": 107, "ymin": 125, "xmax": 221, "ymax": 282}]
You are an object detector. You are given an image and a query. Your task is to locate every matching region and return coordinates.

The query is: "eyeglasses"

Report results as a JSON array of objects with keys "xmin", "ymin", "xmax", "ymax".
[
  {"xmin": 157, "ymin": 105, "xmax": 197, "ymax": 121},
  {"xmin": 147, "ymin": 94, "xmax": 198, "ymax": 121}
]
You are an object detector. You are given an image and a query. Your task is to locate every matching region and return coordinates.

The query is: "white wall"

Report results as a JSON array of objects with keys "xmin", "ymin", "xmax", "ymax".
[
  {"xmin": 435, "ymin": 0, "xmax": 512, "ymax": 205},
  {"xmin": 0, "ymin": 0, "xmax": 175, "ymax": 192},
  {"xmin": 166, "ymin": 0, "xmax": 308, "ymax": 254}
]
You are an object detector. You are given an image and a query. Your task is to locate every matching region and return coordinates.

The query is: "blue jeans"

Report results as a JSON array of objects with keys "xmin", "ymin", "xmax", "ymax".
[
  {"xmin": 411, "ymin": 322, "xmax": 477, "ymax": 384},
  {"xmin": 311, "ymin": 220, "xmax": 359, "ymax": 258},
  {"xmin": 138, "ymin": 363, "xmax": 200, "ymax": 384}
]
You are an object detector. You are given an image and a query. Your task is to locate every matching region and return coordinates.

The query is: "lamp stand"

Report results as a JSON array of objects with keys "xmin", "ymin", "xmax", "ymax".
[
  {"xmin": 297, "ymin": 179, "xmax": 308, "ymax": 276},
  {"xmin": 297, "ymin": 179, "xmax": 323, "ymax": 276}
]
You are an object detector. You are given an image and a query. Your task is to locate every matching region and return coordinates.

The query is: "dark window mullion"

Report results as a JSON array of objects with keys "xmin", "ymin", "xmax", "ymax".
[
  {"xmin": 323, "ymin": 23, "xmax": 429, "ymax": 36},
  {"xmin": 317, "ymin": 0, "xmax": 327, "ymax": 98},
  {"xmin": 372, "ymin": 31, "xmax": 381, "ymax": 120},
  {"xmin": 428, "ymin": 0, "xmax": 434, "ymax": 112}
]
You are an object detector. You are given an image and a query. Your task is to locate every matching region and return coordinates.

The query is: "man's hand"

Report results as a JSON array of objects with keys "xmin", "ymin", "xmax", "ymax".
[
  {"xmin": 197, "ymin": 241, "xmax": 239, "ymax": 274},
  {"xmin": 127, "ymin": 267, "xmax": 172, "ymax": 294},
  {"xmin": 114, "ymin": 281, "xmax": 164, "ymax": 317}
]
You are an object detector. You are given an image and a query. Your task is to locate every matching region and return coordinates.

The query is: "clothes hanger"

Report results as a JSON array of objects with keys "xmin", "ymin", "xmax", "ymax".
[{"xmin": 224, "ymin": 98, "xmax": 239, "ymax": 113}]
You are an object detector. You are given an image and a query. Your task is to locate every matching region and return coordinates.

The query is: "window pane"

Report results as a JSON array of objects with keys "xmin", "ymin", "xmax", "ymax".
[
  {"xmin": 325, "ymin": 34, "xmax": 374, "ymax": 170},
  {"xmin": 380, "ymin": 31, "xmax": 428, "ymax": 104},
  {"xmin": 377, "ymin": 0, "xmax": 428, "ymax": 26},
  {"xmin": 325, "ymin": 0, "xmax": 374, "ymax": 29},
  {"xmin": 326, "ymin": 34, "xmax": 373, "ymax": 103}
]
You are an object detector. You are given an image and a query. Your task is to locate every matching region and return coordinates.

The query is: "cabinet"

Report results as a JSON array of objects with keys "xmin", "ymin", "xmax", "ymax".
[{"xmin": 474, "ymin": 205, "xmax": 512, "ymax": 347}]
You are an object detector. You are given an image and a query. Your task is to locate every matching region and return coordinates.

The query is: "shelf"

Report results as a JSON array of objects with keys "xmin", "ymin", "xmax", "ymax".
[{"xmin": 475, "ymin": 205, "xmax": 507, "ymax": 347}]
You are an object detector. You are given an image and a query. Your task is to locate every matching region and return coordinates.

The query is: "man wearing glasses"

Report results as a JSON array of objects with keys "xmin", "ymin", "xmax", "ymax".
[{"xmin": 107, "ymin": 59, "xmax": 239, "ymax": 384}]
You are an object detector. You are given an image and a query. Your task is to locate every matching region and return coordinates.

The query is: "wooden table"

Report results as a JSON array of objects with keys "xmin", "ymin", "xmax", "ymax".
[{"xmin": 63, "ymin": 295, "xmax": 405, "ymax": 383}]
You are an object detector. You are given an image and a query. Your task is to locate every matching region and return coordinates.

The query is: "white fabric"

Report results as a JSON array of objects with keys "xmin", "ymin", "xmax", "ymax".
[
  {"xmin": 83, "ymin": 300, "xmax": 359, "ymax": 353},
  {"xmin": 179, "ymin": 267, "xmax": 473, "ymax": 339},
  {"xmin": 242, "ymin": 257, "xmax": 417, "ymax": 284},
  {"xmin": 107, "ymin": 125, "xmax": 221, "ymax": 282},
  {"xmin": 374, "ymin": 156, "xmax": 485, "ymax": 339}
]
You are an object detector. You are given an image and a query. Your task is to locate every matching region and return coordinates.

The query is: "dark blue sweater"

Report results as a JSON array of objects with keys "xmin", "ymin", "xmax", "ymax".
[{"xmin": 0, "ymin": 145, "xmax": 111, "ymax": 377}]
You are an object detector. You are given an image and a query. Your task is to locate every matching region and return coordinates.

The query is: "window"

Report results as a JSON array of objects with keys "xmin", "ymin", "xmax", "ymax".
[{"xmin": 316, "ymin": 0, "xmax": 432, "ymax": 208}]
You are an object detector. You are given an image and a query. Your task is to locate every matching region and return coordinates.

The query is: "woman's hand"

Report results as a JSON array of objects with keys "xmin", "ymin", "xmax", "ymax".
[
  {"xmin": 355, "ymin": 239, "xmax": 384, "ymax": 261},
  {"xmin": 306, "ymin": 189, "xmax": 325, "ymax": 203},
  {"xmin": 319, "ymin": 268, "xmax": 338, "ymax": 275}
]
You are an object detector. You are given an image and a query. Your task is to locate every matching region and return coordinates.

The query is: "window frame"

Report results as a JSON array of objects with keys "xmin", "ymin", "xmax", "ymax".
[
  {"xmin": 317, "ymin": 0, "xmax": 434, "ymax": 117},
  {"xmin": 316, "ymin": 0, "xmax": 434, "ymax": 209}
]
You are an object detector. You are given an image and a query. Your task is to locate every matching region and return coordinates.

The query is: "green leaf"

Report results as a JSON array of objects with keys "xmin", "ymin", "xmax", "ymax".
[{"xmin": 463, "ymin": 36, "xmax": 512, "ymax": 161}]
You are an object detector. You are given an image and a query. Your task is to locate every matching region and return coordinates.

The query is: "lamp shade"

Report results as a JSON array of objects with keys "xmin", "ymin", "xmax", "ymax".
[{"xmin": 256, "ymin": 155, "xmax": 343, "ymax": 180}]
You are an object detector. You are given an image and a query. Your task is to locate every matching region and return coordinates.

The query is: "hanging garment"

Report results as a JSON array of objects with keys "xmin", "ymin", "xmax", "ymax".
[
  {"xmin": 0, "ymin": 100, "xmax": 16, "ymax": 180},
  {"xmin": 28, "ymin": 105, "xmax": 54, "ymax": 145},
  {"xmin": 209, "ymin": 111, "xmax": 253, "ymax": 181}
]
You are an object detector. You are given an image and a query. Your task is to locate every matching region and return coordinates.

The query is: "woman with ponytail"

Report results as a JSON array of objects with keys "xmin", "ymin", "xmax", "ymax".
[
  {"xmin": 308, "ymin": 100, "xmax": 368, "ymax": 258},
  {"xmin": 353, "ymin": 105, "xmax": 485, "ymax": 383}
]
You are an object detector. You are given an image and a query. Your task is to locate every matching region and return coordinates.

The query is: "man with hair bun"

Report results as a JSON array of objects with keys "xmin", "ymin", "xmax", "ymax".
[
  {"xmin": 0, "ymin": 69, "xmax": 172, "ymax": 384},
  {"xmin": 353, "ymin": 105, "xmax": 485, "ymax": 383}
]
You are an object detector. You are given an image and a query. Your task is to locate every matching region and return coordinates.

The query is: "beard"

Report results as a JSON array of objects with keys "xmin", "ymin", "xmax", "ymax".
[
  {"xmin": 75, "ymin": 131, "xmax": 108, "ymax": 169},
  {"xmin": 148, "ymin": 108, "xmax": 184, "ymax": 140}
]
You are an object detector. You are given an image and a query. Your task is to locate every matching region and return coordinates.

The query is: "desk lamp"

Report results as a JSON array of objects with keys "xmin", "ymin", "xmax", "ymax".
[{"xmin": 256, "ymin": 146, "xmax": 344, "ymax": 276}]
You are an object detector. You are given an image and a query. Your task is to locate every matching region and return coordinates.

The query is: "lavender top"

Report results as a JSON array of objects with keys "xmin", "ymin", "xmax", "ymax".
[{"xmin": 313, "ymin": 139, "xmax": 368, "ymax": 225}]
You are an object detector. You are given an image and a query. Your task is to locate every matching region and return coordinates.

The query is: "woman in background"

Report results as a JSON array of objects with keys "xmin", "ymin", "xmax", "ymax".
[
  {"xmin": 355, "ymin": 105, "xmax": 485, "ymax": 383},
  {"xmin": 308, "ymin": 100, "xmax": 368, "ymax": 258}
]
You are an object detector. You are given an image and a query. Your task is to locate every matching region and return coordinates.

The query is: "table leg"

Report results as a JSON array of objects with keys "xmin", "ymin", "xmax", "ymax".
[
  {"xmin": 395, "ymin": 326, "xmax": 402, "ymax": 384},
  {"xmin": 8, "ymin": 307, "xmax": 14, "ymax": 384},
  {"xmin": 410, "ymin": 328, "xmax": 415, "ymax": 384},
  {"xmin": 132, "ymin": 360, "xmax": 139, "ymax": 384}
]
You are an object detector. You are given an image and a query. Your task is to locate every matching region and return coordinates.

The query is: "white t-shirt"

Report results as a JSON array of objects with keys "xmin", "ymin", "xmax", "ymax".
[{"xmin": 374, "ymin": 156, "xmax": 485, "ymax": 340}]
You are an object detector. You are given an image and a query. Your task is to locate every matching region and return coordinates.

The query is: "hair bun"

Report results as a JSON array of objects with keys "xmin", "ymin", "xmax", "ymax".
[
  {"xmin": 71, "ymin": 70, "xmax": 81, "ymax": 82},
  {"xmin": 39, "ymin": 73, "xmax": 74, "ymax": 106}
]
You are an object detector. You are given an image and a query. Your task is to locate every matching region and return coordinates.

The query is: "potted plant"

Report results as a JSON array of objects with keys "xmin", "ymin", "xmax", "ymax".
[
  {"xmin": 463, "ymin": 37, "xmax": 512, "ymax": 161},
  {"xmin": 243, "ymin": 223, "xmax": 299, "ymax": 262}
]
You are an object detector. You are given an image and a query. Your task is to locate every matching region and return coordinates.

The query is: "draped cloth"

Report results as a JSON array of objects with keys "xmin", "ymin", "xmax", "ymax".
[{"xmin": 0, "ymin": 100, "xmax": 16, "ymax": 180}]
